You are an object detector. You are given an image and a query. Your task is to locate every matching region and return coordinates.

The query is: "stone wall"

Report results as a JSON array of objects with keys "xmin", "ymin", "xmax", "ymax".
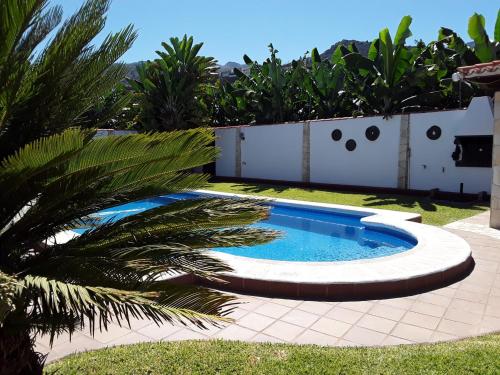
[{"xmin": 491, "ymin": 92, "xmax": 500, "ymax": 228}]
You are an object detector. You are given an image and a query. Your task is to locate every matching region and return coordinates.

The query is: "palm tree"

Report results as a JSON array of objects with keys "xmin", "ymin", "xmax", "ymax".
[
  {"xmin": 0, "ymin": 0, "xmax": 136, "ymax": 159},
  {"xmin": 0, "ymin": 129, "xmax": 276, "ymax": 374},
  {"xmin": 130, "ymin": 35, "xmax": 218, "ymax": 131},
  {"xmin": 0, "ymin": 1, "xmax": 277, "ymax": 373}
]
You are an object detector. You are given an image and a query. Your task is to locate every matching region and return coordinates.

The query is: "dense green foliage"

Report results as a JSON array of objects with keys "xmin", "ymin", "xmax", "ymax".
[
  {"xmin": 46, "ymin": 334, "xmax": 500, "ymax": 374},
  {"xmin": 0, "ymin": 2, "xmax": 275, "ymax": 374},
  {"xmin": 130, "ymin": 35, "xmax": 218, "ymax": 131},
  {"xmin": 114, "ymin": 11, "xmax": 500, "ymax": 130},
  {"xmin": 0, "ymin": 0, "xmax": 137, "ymax": 158},
  {"xmin": 207, "ymin": 182, "xmax": 488, "ymax": 226},
  {"xmin": 208, "ymin": 11, "xmax": 499, "ymax": 124}
]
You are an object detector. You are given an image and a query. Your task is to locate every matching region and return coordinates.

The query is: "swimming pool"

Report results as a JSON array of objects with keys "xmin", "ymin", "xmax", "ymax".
[
  {"xmin": 65, "ymin": 190, "xmax": 471, "ymax": 299},
  {"xmin": 85, "ymin": 193, "xmax": 416, "ymax": 262}
]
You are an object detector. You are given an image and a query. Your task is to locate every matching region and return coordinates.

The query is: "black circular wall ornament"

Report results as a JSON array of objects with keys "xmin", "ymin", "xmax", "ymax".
[
  {"xmin": 426, "ymin": 125, "xmax": 441, "ymax": 140},
  {"xmin": 345, "ymin": 139, "xmax": 357, "ymax": 151},
  {"xmin": 365, "ymin": 126, "xmax": 380, "ymax": 141},
  {"xmin": 331, "ymin": 129, "xmax": 342, "ymax": 141}
]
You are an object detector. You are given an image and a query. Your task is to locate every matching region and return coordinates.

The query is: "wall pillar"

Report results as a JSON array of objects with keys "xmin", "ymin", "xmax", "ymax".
[
  {"xmin": 397, "ymin": 114, "xmax": 410, "ymax": 190},
  {"xmin": 235, "ymin": 128, "xmax": 242, "ymax": 178},
  {"xmin": 491, "ymin": 92, "xmax": 500, "ymax": 229},
  {"xmin": 302, "ymin": 122, "xmax": 311, "ymax": 183}
]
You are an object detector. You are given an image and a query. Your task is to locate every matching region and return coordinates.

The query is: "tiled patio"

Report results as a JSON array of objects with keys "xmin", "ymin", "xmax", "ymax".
[{"xmin": 39, "ymin": 211, "xmax": 500, "ymax": 363}]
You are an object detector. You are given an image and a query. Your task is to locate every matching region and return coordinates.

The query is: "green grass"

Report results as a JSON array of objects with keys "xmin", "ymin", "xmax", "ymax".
[
  {"xmin": 46, "ymin": 334, "xmax": 500, "ymax": 375},
  {"xmin": 205, "ymin": 182, "xmax": 488, "ymax": 226}
]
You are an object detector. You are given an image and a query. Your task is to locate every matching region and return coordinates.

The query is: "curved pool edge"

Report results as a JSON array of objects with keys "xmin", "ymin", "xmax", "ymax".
[
  {"xmin": 54, "ymin": 190, "xmax": 473, "ymax": 300},
  {"xmin": 194, "ymin": 190, "xmax": 473, "ymax": 299}
]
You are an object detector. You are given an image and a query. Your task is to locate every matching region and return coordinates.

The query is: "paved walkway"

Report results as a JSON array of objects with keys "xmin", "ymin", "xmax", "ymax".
[{"xmin": 38, "ymin": 211, "xmax": 500, "ymax": 363}]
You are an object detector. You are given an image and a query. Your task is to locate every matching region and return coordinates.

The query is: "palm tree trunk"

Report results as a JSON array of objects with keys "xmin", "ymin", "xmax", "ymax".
[{"xmin": 0, "ymin": 325, "xmax": 45, "ymax": 375}]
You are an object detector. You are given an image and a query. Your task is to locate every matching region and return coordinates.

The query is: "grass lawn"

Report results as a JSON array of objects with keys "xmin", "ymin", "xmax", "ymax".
[
  {"xmin": 46, "ymin": 334, "xmax": 500, "ymax": 375},
  {"xmin": 206, "ymin": 182, "xmax": 488, "ymax": 226}
]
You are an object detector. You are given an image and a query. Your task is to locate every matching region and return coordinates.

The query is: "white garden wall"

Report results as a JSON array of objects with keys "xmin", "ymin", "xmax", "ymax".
[
  {"xmin": 240, "ymin": 124, "xmax": 303, "ymax": 182},
  {"xmin": 215, "ymin": 127, "xmax": 238, "ymax": 177},
  {"xmin": 310, "ymin": 116, "xmax": 401, "ymax": 188},
  {"xmin": 215, "ymin": 96, "xmax": 494, "ymax": 194},
  {"xmin": 408, "ymin": 99, "xmax": 494, "ymax": 193}
]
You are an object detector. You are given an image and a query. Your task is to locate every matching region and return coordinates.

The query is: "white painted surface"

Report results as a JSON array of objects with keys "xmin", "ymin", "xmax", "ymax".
[
  {"xmin": 310, "ymin": 116, "xmax": 401, "ymax": 188},
  {"xmin": 409, "ymin": 97, "xmax": 493, "ymax": 193},
  {"xmin": 214, "ymin": 97, "xmax": 494, "ymax": 194},
  {"xmin": 240, "ymin": 123, "xmax": 303, "ymax": 182},
  {"xmin": 215, "ymin": 127, "xmax": 237, "ymax": 177}
]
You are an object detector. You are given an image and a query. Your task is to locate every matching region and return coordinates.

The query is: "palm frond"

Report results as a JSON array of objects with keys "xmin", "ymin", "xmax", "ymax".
[{"xmin": 21, "ymin": 276, "xmax": 236, "ymax": 335}]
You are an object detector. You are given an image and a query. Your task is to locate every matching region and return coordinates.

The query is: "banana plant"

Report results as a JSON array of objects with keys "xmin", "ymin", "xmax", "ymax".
[
  {"xmin": 302, "ymin": 47, "xmax": 352, "ymax": 119},
  {"xmin": 468, "ymin": 11, "xmax": 500, "ymax": 63},
  {"xmin": 233, "ymin": 44, "xmax": 298, "ymax": 124},
  {"xmin": 342, "ymin": 16, "xmax": 431, "ymax": 116}
]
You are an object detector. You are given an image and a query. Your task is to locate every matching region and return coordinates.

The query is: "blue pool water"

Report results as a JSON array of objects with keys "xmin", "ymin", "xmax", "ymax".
[{"xmin": 80, "ymin": 194, "xmax": 416, "ymax": 262}]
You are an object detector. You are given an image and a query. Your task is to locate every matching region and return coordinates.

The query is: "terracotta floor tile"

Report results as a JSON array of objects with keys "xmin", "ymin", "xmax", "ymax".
[
  {"xmin": 343, "ymin": 326, "xmax": 386, "ymax": 346},
  {"xmin": 167, "ymin": 328, "xmax": 207, "ymax": 341},
  {"xmin": 237, "ymin": 312, "xmax": 275, "ymax": 331},
  {"xmin": 410, "ymin": 301, "xmax": 446, "ymax": 318},
  {"xmin": 392, "ymin": 323, "xmax": 434, "ymax": 342},
  {"xmin": 238, "ymin": 297, "xmax": 266, "ymax": 311},
  {"xmin": 214, "ymin": 325, "xmax": 257, "ymax": 341},
  {"xmin": 369, "ymin": 304, "xmax": 406, "ymax": 321},
  {"xmin": 485, "ymin": 305, "xmax": 500, "ymax": 318},
  {"xmin": 127, "ymin": 317, "xmax": 154, "ymax": 331},
  {"xmin": 249, "ymin": 333, "xmax": 284, "ymax": 343},
  {"xmin": 429, "ymin": 331, "xmax": 458, "ymax": 343},
  {"xmin": 444, "ymin": 308, "xmax": 483, "ymax": 325},
  {"xmin": 480, "ymin": 315, "xmax": 500, "ymax": 331},
  {"xmin": 417, "ymin": 293, "xmax": 452, "ymax": 307},
  {"xmin": 488, "ymin": 295, "xmax": 500, "ymax": 307},
  {"xmin": 280, "ymin": 309, "xmax": 320, "ymax": 328},
  {"xmin": 297, "ymin": 301, "xmax": 333, "ymax": 315},
  {"xmin": 401, "ymin": 311, "xmax": 440, "ymax": 330},
  {"xmin": 428, "ymin": 287, "xmax": 456, "ymax": 298},
  {"xmin": 254, "ymin": 302, "xmax": 292, "ymax": 319},
  {"xmin": 334, "ymin": 339, "xmax": 360, "ymax": 347},
  {"xmin": 263, "ymin": 321, "xmax": 305, "ymax": 342},
  {"xmin": 357, "ymin": 314, "xmax": 397, "ymax": 334},
  {"xmin": 378, "ymin": 297, "xmax": 414, "ymax": 309},
  {"xmin": 137, "ymin": 322, "xmax": 182, "ymax": 340},
  {"xmin": 187, "ymin": 323, "xmax": 224, "ymax": 336},
  {"xmin": 50, "ymin": 334, "xmax": 105, "ymax": 358},
  {"xmin": 448, "ymin": 299, "xmax": 485, "ymax": 315},
  {"xmin": 382, "ymin": 336, "xmax": 413, "ymax": 345},
  {"xmin": 338, "ymin": 301, "xmax": 375, "ymax": 313},
  {"xmin": 108, "ymin": 332, "xmax": 152, "ymax": 346},
  {"xmin": 437, "ymin": 319, "xmax": 479, "ymax": 336},
  {"xmin": 84, "ymin": 323, "xmax": 131, "ymax": 344},
  {"xmin": 310, "ymin": 317, "xmax": 352, "ymax": 337},
  {"xmin": 454, "ymin": 288, "xmax": 490, "ymax": 303},
  {"xmin": 271, "ymin": 298, "xmax": 303, "ymax": 308},
  {"xmin": 326, "ymin": 307, "xmax": 363, "ymax": 324},
  {"xmin": 294, "ymin": 330, "xmax": 339, "ymax": 346}
]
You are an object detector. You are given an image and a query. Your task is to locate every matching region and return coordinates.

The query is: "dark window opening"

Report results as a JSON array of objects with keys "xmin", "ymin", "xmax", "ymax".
[{"xmin": 452, "ymin": 135, "xmax": 492, "ymax": 168}]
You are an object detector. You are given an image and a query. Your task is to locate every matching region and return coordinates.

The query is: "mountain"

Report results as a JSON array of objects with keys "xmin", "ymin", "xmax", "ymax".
[
  {"xmin": 123, "ymin": 40, "xmax": 376, "ymax": 80},
  {"xmin": 320, "ymin": 39, "xmax": 372, "ymax": 60}
]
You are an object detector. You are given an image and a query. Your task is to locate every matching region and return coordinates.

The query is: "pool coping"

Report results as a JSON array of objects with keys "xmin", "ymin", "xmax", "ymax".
[
  {"xmin": 54, "ymin": 190, "xmax": 473, "ymax": 299},
  {"xmin": 194, "ymin": 190, "xmax": 473, "ymax": 299}
]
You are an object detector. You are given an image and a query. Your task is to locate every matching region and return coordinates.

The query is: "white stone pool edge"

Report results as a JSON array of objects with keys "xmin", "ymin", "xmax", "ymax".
[
  {"xmin": 196, "ymin": 189, "xmax": 472, "ymax": 285},
  {"xmin": 54, "ymin": 189, "xmax": 472, "ymax": 290}
]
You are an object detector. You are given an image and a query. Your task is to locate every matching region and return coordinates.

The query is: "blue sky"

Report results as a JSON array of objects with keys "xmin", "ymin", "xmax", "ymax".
[{"xmin": 53, "ymin": 0, "xmax": 499, "ymax": 64}]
